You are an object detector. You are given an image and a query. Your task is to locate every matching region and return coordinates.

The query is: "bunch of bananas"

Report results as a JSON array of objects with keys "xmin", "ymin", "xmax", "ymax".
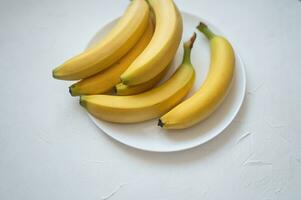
[{"xmin": 52, "ymin": 0, "xmax": 235, "ymax": 130}]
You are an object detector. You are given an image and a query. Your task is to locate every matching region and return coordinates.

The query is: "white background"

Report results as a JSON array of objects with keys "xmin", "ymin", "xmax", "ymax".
[{"xmin": 0, "ymin": 0, "xmax": 300, "ymax": 199}]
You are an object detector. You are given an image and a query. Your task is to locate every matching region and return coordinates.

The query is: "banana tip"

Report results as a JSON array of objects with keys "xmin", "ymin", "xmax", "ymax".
[
  {"xmin": 69, "ymin": 85, "xmax": 77, "ymax": 96},
  {"xmin": 79, "ymin": 96, "xmax": 86, "ymax": 107},
  {"xmin": 52, "ymin": 69, "xmax": 57, "ymax": 79},
  {"xmin": 158, "ymin": 119, "xmax": 164, "ymax": 128},
  {"xmin": 121, "ymin": 77, "xmax": 129, "ymax": 85},
  {"xmin": 113, "ymin": 86, "xmax": 118, "ymax": 94},
  {"xmin": 52, "ymin": 68, "xmax": 63, "ymax": 80}
]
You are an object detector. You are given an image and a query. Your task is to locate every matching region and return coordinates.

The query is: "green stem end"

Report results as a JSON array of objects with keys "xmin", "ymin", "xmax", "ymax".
[{"xmin": 197, "ymin": 22, "xmax": 215, "ymax": 40}]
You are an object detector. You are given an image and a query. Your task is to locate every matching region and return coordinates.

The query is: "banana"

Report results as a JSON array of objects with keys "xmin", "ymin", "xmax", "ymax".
[
  {"xmin": 69, "ymin": 19, "xmax": 154, "ymax": 96},
  {"xmin": 159, "ymin": 22, "xmax": 235, "ymax": 129},
  {"xmin": 80, "ymin": 34, "xmax": 196, "ymax": 123},
  {"xmin": 120, "ymin": 0, "xmax": 183, "ymax": 86},
  {"xmin": 115, "ymin": 63, "xmax": 170, "ymax": 96},
  {"xmin": 52, "ymin": 0, "xmax": 149, "ymax": 80}
]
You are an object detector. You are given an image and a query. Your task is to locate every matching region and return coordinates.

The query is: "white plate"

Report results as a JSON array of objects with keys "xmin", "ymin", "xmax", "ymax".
[{"xmin": 85, "ymin": 12, "xmax": 246, "ymax": 152}]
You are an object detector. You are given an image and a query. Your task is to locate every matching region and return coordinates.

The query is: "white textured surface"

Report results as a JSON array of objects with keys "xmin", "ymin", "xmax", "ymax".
[{"xmin": 0, "ymin": 0, "xmax": 300, "ymax": 199}]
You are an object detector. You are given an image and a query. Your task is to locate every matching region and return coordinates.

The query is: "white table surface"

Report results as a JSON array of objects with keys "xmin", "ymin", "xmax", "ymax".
[{"xmin": 1, "ymin": 0, "xmax": 300, "ymax": 199}]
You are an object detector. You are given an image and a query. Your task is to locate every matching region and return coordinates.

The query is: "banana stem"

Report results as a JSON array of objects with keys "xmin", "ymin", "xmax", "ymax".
[
  {"xmin": 197, "ymin": 22, "xmax": 215, "ymax": 40},
  {"xmin": 183, "ymin": 32, "xmax": 196, "ymax": 64}
]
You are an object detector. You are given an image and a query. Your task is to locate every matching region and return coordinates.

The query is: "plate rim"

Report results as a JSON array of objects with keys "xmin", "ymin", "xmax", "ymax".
[{"xmin": 86, "ymin": 11, "xmax": 247, "ymax": 152}]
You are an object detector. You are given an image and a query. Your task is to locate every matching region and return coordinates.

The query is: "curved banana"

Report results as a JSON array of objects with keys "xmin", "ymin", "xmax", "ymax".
[
  {"xmin": 115, "ymin": 64, "xmax": 170, "ymax": 96},
  {"xmin": 53, "ymin": 0, "xmax": 149, "ymax": 80},
  {"xmin": 80, "ymin": 34, "xmax": 196, "ymax": 123},
  {"xmin": 120, "ymin": 0, "xmax": 183, "ymax": 86},
  {"xmin": 69, "ymin": 20, "xmax": 154, "ymax": 96},
  {"xmin": 159, "ymin": 22, "xmax": 235, "ymax": 129}
]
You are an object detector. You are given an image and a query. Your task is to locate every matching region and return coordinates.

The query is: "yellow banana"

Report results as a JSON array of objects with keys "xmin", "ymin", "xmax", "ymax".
[
  {"xmin": 115, "ymin": 64, "xmax": 170, "ymax": 96},
  {"xmin": 80, "ymin": 34, "xmax": 196, "ymax": 123},
  {"xmin": 69, "ymin": 20, "xmax": 154, "ymax": 96},
  {"xmin": 53, "ymin": 0, "xmax": 149, "ymax": 80},
  {"xmin": 120, "ymin": 0, "xmax": 183, "ymax": 86},
  {"xmin": 159, "ymin": 22, "xmax": 235, "ymax": 129}
]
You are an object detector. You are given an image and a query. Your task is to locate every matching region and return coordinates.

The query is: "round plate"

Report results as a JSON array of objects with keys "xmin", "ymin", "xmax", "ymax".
[{"xmin": 86, "ymin": 12, "xmax": 246, "ymax": 152}]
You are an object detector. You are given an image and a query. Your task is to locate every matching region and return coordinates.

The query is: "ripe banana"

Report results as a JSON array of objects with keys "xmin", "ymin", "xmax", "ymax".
[
  {"xmin": 115, "ymin": 63, "xmax": 170, "ymax": 96},
  {"xmin": 80, "ymin": 34, "xmax": 196, "ymax": 123},
  {"xmin": 120, "ymin": 0, "xmax": 183, "ymax": 86},
  {"xmin": 69, "ymin": 19, "xmax": 154, "ymax": 96},
  {"xmin": 159, "ymin": 22, "xmax": 235, "ymax": 129},
  {"xmin": 52, "ymin": 0, "xmax": 149, "ymax": 80}
]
